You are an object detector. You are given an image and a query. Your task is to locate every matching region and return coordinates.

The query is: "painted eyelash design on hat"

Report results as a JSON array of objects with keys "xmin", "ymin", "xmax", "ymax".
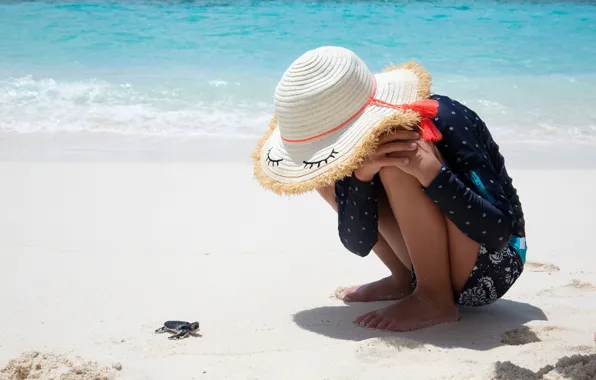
[
  {"xmin": 303, "ymin": 149, "xmax": 338, "ymax": 169},
  {"xmin": 266, "ymin": 148, "xmax": 283, "ymax": 167}
]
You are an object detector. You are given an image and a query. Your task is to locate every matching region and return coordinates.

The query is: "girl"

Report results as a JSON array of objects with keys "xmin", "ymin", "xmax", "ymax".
[{"xmin": 252, "ymin": 46, "xmax": 526, "ymax": 332}]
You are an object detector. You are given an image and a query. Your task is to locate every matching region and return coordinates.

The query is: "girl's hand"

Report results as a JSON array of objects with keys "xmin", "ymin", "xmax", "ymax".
[
  {"xmin": 385, "ymin": 137, "xmax": 443, "ymax": 187},
  {"xmin": 353, "ymin": 130, "xmax": 420, "ymax": 182}
]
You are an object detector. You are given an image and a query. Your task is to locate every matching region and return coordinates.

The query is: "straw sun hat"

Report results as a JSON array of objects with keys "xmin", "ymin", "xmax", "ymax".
[{"xmin": 252, "ymin": 46, "xmax": 441, "ymax": 195}]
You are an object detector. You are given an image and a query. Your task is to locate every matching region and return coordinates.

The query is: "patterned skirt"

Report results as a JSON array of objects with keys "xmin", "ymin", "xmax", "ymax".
[{"xmin": 411, "ymin": 244, "xmax": 524, "ymax": 306}]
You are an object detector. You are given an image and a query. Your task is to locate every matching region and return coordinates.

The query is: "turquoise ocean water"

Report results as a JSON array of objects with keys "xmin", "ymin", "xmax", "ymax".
[{"xmin": 1, "ymin": 0, "xmax": 595, "ymax": 143}]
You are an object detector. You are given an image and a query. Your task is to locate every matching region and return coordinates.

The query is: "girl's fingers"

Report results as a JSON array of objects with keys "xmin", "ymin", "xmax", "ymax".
[
  {"xmin": 376, "ymin": 156, "xmax": 409, "ymax": 167},
  {"xmin": 378, "ymin": 130, "xmax": 419, "ymax": 144},
  {"xmin": 375, "ymin": 140, "xmax": 417, "ymax": 155}
]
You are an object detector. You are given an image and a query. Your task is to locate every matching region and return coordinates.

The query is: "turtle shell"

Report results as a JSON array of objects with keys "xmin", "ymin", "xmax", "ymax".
[{"xmin": 163, "ymin": 320, "xmax": 190, "ymax": 330}]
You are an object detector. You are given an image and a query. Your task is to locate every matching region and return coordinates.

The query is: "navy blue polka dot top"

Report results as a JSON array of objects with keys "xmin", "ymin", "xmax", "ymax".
[{"xmin": 335, "ymin": 94, "xmax": 527, "ymax": 264}]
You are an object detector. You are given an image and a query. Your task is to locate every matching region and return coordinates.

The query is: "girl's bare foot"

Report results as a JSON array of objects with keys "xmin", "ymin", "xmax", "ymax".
[
  {"xmin": 337, "ymin": 276, "xmax": 413, "ymax": 302},
  {"xmin": 354, "ymin": 290, "xmax": 459, "ymax": 331}
]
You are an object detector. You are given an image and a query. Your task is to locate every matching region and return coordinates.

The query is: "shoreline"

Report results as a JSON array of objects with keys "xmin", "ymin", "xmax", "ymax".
[{"xmin": 2, "ymin": 131, "xmax": 596, "ymax": 169}]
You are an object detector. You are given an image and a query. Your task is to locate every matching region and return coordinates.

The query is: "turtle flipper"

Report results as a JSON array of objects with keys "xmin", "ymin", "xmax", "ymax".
[
  {"xmin": 168, "ymin": 327, "xmax": 189, "ymax": 340},
  {"xmin": 155, "ymin": 327, "xmax": 168, "ymax": 334}
]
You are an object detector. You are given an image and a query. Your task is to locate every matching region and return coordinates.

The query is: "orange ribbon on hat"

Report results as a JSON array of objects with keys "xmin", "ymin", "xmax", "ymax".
[
  {"xmin": 370, "ymin": 98, "xmax": 442, "ymax": 143},
  {"xmin": 280, "ymin": 77, "xmax": 442, "ymax": 144}
]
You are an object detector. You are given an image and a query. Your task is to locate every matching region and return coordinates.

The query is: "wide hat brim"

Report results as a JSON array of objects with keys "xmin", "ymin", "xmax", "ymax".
[{"xmin": 252, "ymin": 61, "xmax": 432, "ymax": 195}]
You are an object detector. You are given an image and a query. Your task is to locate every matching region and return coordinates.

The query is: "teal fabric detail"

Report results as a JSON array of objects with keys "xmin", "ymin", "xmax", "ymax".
[
  {"xmin": 509, "ymin": 236, "xmax": 527, "ymax": 264},
  {"xmin": 467, "ymin": 170, "xmax": 526, "ymax": 263},
  {"xmin": 468, "ymin": 170, "xmax": 496, "ymax": 203}
]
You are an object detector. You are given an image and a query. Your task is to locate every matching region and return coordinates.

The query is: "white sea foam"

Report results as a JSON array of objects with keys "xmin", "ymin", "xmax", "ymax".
[
  {"xmin": 2, "ymin": 74, "xmax": 596, "ymax": 143},
  {"xmin": 0, "ymin": 76, "xmax": 272, "ymax": 138},
  {"xmin": 208, "ymin": 80, "xmax": 241, "ymax": 87}
]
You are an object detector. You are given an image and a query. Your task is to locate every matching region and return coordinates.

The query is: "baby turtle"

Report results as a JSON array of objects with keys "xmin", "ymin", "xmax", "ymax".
[{"xmin": 155, "ymin": 320, "xmax": 200, "ymax": 340}]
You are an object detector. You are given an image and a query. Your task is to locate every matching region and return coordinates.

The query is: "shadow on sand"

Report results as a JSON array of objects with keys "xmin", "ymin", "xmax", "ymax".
[{"xmin": 292, "ymin": 299, "xmax": 547, "ymax": 351}]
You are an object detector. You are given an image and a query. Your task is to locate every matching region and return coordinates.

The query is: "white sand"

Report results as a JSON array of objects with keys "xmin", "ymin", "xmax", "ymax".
[
  {"xmin": 1, "ymin": 137, "xmax": 596, "ymax": 379},
  {"xmin": 0, "ymin": 351, "xmax": 115, "ymax": 380}
]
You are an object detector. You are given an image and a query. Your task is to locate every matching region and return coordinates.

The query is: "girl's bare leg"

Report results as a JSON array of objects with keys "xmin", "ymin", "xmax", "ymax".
[
  {"xmin": 355, "ymin": 162, "xmax": 480, "ymax": 331},
  {"xmin": 317, "ymin": 185, "xmax": 413, "ymax": 301}
]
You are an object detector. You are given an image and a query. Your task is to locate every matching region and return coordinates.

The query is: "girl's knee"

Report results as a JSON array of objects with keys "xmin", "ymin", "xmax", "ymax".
[{"xmin": 316, "ymin": 184, "xmax": 335, "ymax": 199}]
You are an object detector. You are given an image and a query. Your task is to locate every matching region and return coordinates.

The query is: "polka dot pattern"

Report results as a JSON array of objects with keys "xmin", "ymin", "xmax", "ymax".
[
  {"xmin": 333, "ymin": 95, "xmax": 526, "ymax": 262},
  {"xmin": 423, "ymin": 94, "xmax": 526, "ymax": 254},
  {"xmin": 334, "ymin": 174, "xmax": 380, "ymax": 257}
]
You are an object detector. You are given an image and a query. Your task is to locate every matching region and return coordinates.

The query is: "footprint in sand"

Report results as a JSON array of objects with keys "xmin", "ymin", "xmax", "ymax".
[
  {"xmin": 493, "ymin": 353, "xmax": 596, "ymax": 380},
  {"xmin": 500, "ymin": 326, "xmax": 542, "ymax": 346},
  {"xmin": 0, "ymin": 351, "xmax": 116, "ymax": 380},
  {"xmin": 500, "ymin": 325, "xmax": 568, "ymax": 346},
  {"xmin": 355, "ymin": 337, "xmax": 424, "ymax": 363},
  {"xmin": 525, "ymin": 261, "xmax": 560, "ymax": 273},
  {"xmin": 571, "ymin": 345, "xmax": 596, "ymax": 354},
  {"xmin": 537, "ymin": 279, "xmax": 596, "ymax": 298}
]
